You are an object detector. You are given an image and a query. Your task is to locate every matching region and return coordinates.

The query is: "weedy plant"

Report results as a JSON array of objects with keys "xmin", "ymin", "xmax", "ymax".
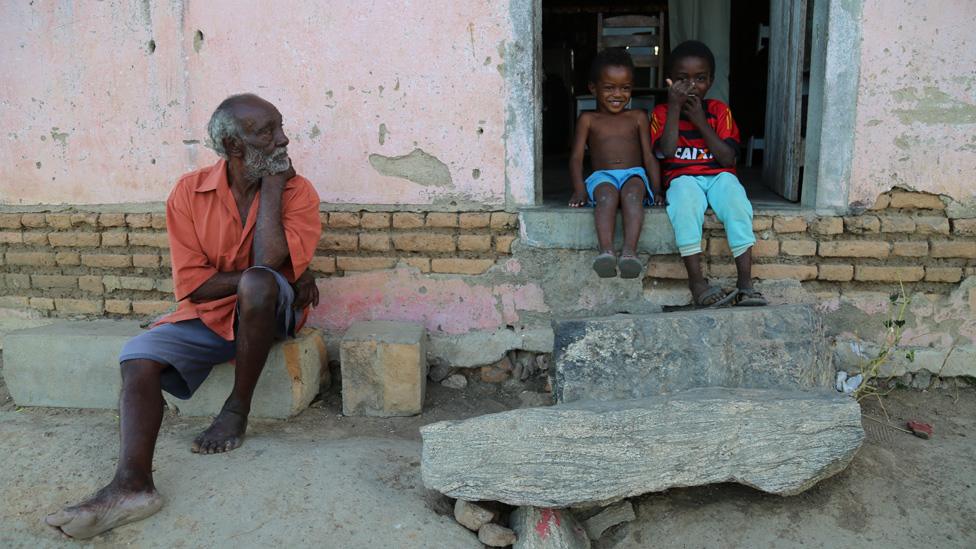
[{"xmin": 853, "ymin": 282, "xmax": 913, "ymax": 404}]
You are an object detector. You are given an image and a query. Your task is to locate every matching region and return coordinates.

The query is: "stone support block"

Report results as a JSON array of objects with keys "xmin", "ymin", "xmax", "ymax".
[
  {"xmin": 340, "ymin": 320, "xmax": 427, "ymax": 417},
  {"xmin": 510, "ymin": 507, "xmax": 590, "ymax": 549},
  {"xmin": 553, "ymin": 305, "xmax": 832, "ymax": 403},
  {"xmin": 421, "ymin": 388, "xmax": 863, "ymax": 505}
]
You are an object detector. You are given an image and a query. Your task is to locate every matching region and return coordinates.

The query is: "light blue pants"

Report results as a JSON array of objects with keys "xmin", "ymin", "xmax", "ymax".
[{"xmin": 665, "ymin": 172, "xmax": 755, "ymax": 257}]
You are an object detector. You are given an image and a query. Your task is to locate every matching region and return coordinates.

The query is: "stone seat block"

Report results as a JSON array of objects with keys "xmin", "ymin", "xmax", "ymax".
[
  {"xmin": 340, "ymin": 320, "xmax": 427, "ymax": 417},
  {"xmin": 164, "ymin": 328, "xmax": 328, "ymax": 419},
  {"xmin": 553, "ymin": 304, "xmax": 833, "ymax": 403},
  {"xmin": 3, "ymin": 321, "xmax": 327, "ymax": 419}
]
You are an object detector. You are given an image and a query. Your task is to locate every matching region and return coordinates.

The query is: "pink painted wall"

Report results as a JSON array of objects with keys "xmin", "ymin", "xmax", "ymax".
[
  {"xmin": 1, "ymin": 1, "xmax": 512, "ymax": 207},
  {"xmin": 851, "ymin": 0, "xmax": 976, "ymax": 206}
]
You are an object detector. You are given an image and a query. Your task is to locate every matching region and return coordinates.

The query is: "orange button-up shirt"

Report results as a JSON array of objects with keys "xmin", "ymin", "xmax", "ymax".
[{"xmin": 156, "ymin": 159, "xmax": 322, "ymax": 341}]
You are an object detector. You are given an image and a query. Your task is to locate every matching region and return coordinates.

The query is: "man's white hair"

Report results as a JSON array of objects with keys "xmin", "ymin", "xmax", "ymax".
[{"xmin": 205, "ymin": 93, "xmax": 254, "ymax": 159}]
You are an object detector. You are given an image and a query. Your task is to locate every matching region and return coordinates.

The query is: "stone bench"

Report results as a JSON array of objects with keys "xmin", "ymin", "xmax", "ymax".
[
  {"xmin": 340, "ymin": 320, "xmax": 427, "ymax": 417},
  {"xmin": 3, "ymin": 321, "xmax": 327, "ymax": 419}
]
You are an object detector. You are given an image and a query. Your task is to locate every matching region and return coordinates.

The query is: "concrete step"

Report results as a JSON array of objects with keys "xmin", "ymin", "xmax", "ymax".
[
  {"xmin": 553, "ymin": 304, "xmax": 832, "ymax": 403},
  {"xmin": 340, "ymin": 320, "xmax": 428, "ymax": 417},
  {"xmin": 3, "ymin": 321, "xmax": 327, "ymax": 419}
]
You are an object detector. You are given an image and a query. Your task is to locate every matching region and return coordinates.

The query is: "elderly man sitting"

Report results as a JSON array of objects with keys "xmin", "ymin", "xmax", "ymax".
[{"xmin": 45, "ymin": 94, "xmax": 322, "ymax": 539}]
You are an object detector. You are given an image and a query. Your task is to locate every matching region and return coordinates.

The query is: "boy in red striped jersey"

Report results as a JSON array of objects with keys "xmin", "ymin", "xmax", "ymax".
[{"xmin": 650, "ymin": 40, "xmax": 767, "ymax": 307}]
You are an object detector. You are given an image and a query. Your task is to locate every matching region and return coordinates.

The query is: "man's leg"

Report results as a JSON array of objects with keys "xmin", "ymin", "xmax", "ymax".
[
  {"xmin": 192, "ymin": 268, "xmax": 280, "ymax": 454},
  {"xmin": 45, "ymin": 360, "xmax": 167, "ymax": 539}
]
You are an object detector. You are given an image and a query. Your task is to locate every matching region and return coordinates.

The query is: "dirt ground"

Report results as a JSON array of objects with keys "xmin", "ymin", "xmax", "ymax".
[{"xmin": 1, "ymin": 354, "xmax": 974, "ymax": 548}]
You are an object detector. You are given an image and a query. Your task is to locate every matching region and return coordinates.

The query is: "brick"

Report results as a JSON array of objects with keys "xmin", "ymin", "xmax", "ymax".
[
  {"xmin": 703, "ymin": 216, "xmax": 723, "ymax": 230},
  {"xmin": 337, "ymin": 257, "xmax": 397, "ymax": 271},
  {"xmin": 155, "ymin": 278, "xmax": 174, "ymax": 293},
  {"xmin": 20, "ymin": 213, "xmax": 47, "ymax": 228},
  {"xmin": 819, "ymin": 241, "xmax": 889, "ymax": 259},
  {"xmin": 71, "ymin": 213, "xmax": 98, "ymax": 226},
  {"xmin": 318, "ymin": 233, "xmax": 358, "ymax": 252},
  {"xmin": 914, "ymin": 216, "xmax": 950, "ymax": 235},
  {"xmin": 843, "ymin": 216, "xmax": 880, "ymax": 234},
  {"xmin": 818, "ymin": 264, "xmax": 854, "ymax": 282},
  {"xmin": 780, "ymin": 240, "xmax": 816, "ymax": 256},
  {"xmin": 773, "ymin": 216, "xmax": 807, "ymax": 233},
  {"xmin": 708, "ymin": 239, "xmax": 731, "ymax": 256},
  {"xmin": 30, "ymin": 297, "xmax": 55, "ymax": 311},
  {"xmin": 458, "ymin": 234, "xmax": 492, "ymax": 252},
  {"xmin": 340, "ymin": 320, "xmax": 427, "ymax": 417},
  {"xmin": 79, "ymin": 275, "xmax": 104, "ymax": 294},
  {"xmin": 431, "ymin": 258, "xmax": 495, "ymax": 275},
  {"xmin": 125, "ymin": 213, "xmax": 153, "ymax": 228},
  {"xmin": 930, "ymin": 240, "xmax": 976, "ymax": 258},
  {"xmin": 393, "ymin": 233, "xmax": 455, "ymax": 253},
  {"xmin": 328, "ymin": 212, "xmax": 360, "ymax": 229},
  {"xmin": 401, "ymin": 257, "xmax": 430, "ymax": 272},
  {"xmin": 81, "ymin": 254, "xmax": 132, "ymax": 268},
  {"xmin": 132, "ymin": 254, "xmax": 161, "ymax": 268},
  {"xmin": 55, "ymin": 298, "xmax": 104, "ymax": 314},
  {"xmin": 309, "ymin": 256, "xmax": 337, "ymax": 273},
  {"xmin": 319, "ymin": 212, "xmax": 329, "ymax": 227},
  {"xmin": 392, "ymin": 212, "xmax": 425, "ymax": 229},
  {"xmin": 953, "ymin": 218, "xmax": 976, "ymax": 236},
  {"xmin": 752, "ymin": 216, "xmax": 772, "ymax": 231},
  {"xmin": 128, "ymin": 232, "xmax": 170, "ymax": 248},
  {"xmin": 495, "ymin": 235, "xmax": 516, "ymax": 254},
  {"xmin": 752, "ymin": 264, "xmax": 817, "ymax": 281},
  {"xmin": 971, "ymin": 288, "xmax": 976, "ymax": 315},
  {"xmin": 48, "ymin": 232, "xmax": 101, "ymax": 247},
  {"xmin": 705, "ymin": 262, "xmax": 738, "ymax": 278},
  {"xmin": 854, "ymin": 266, "xmax": 925, "ymax": 282},
  {"xmin": 809, "ymin": 217, "xmax": 843, "ymax": 235},
  {"xmin": 45, "ymin": 213, "xmax": 73, "ymax": 229},
  {"xmin": 925, "ymin": 267, "xmax": 963, "ymax": 283},
  {"xmin": 132, "ymin": 300, "xmax": 174, "ymax": 315},
  {"xmin": 5, "ymin": 252, "xmax": 56, "ymax": 266},
  {"xmin": 490, "ymin": 212, "xmax": 518, "ymax": 230},
  {"xmin": 752, "ymin": 239, "xmax": 780, "ymax": 258},
  {"xmin": 647, "ymin": 261, "xmax": 687, "ymax": 279},
  {"xmin": 889, "ymin": 191, "xmax": 944, "ymax": 210},
  {"xmin": 0, "ymin": 296, "xmax": 30, "ymax": 308},
  {"xmin": 360, "ymin": 212, "xmax": 390, "ymax": 229},
  {"xmin": 426, "ymin": 212, "xmax": 457, "ymax": 228},
  {"xmin": 102, "ymin": 276, "xmax": 121, "ymax": 292},
  {"xmin": 868, "ymin": 193, "xmax": 891, "ymax": 210},
  {"xmin": 120, "ymin": 276, "xmax": 156, "ymax": 291},
  {"xmin": 55, "ymin": 251, "xmax": 80, "ymax": 266},
  {"xmin": 879, "ymin": 215, "xmax": 916, "ymax": 233},
  {"xmin": 105, "ymin": 299, "xmax": 132, "ymax": 314},
  {"xmin": 151, "ymin": 213, "xmax": 167, "ymax": 230},
  {"xmin": 23, "ymin": 232, "xmax": 49, "ymax": 246},
  {"xmin": 892, "ymin": 241, "xmax": 928, "ymax": 257},
  {"xmin": 101, "ymin": 232, "xmax": 128, "ymax": 247},
  {"xmin": 0, "ymin": 213, "xmax": 22, "ymax": 229},
  {"xmin": 98, "ymin": 213, "xmax": 127, "ymax": 227},
  {"xmin": 4, "ymin": 274, "xmax": 31, "ymax": 290},
  {"xmin": 359, "ymin": 233, "xmax": 391, "ymax": 252},
  {"xmin": 0, "ymin": 231, "xmax": 23, "ymax": 243},
  {"xmin": 459, "ymin": 212, "xmax": 491, "ymax": 229}
]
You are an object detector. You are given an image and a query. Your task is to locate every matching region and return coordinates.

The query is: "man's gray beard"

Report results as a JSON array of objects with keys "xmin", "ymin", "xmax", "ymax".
[{"xmin": 243, "ymin": 146, "xmax": 290, "ymax": 180}]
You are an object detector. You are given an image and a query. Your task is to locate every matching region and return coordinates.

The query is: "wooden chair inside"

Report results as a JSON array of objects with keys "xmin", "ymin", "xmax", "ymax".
[{"xmin": 597, "ymin": 13, "xmax": 666, "ymax": 89}]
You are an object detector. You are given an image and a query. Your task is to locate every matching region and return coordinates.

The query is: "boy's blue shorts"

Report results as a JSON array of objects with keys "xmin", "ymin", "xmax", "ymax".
[{"xmin": 585, "ymin": 167, "xmax": 655, "ymax": 206}]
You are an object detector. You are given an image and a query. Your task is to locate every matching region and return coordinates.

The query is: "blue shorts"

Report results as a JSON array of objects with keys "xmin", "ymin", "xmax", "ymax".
[
  {"xmin": 119, "ymin": 266, "xmax": 297, "ymax": 399},
  {"xmin": 585, "ymin": 167, "xmax": 654, "ymax": 206}
]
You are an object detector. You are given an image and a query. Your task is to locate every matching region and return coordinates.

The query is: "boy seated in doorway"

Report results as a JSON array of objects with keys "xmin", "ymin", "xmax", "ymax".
[
  {"xmin": 650, "ymin": 40, "xmax": 767, "ymax": 307},
  {"xmin": 569, "ymin": 48, "xmax": 663, "ymax": 279}
]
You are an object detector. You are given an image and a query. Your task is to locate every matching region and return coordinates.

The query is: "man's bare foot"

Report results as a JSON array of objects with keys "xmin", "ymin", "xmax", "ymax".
[
  {"xmin": 45, "ymin": 484, "xmax": 163, "ymax": 539},
  {"xmin": 191, "ymin": 407, "xmax": 248, "ymax": 454}
]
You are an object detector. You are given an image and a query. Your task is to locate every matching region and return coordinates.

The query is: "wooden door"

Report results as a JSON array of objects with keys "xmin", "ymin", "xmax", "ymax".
[{"xmin": 762, "ymin": 0, "xmax": 807, "ymax": 201}]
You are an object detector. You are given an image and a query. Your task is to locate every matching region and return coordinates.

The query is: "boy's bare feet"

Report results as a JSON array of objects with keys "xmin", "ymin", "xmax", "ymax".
[
  {"xmin": 45, "ymin": 484, "xmax": 163, "ymax": 539},
  {"xmin": 592, "ymin": 251, "xmax": 617, "ymax": 278},
  {"xmin": 618, "ymin": 252, "xmax": 643, "ymax": 279},
  {"xmin": 191, "ymin": 407, "xmax": 248, "ymax": 454}
]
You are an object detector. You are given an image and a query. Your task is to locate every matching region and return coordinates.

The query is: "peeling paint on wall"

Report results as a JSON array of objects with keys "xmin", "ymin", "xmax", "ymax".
[{"xmin": 368, "ymin": 148, "xmax": 452, "ymax": 187}]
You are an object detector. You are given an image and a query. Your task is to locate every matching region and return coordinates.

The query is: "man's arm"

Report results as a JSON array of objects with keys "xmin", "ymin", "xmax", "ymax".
[
  {"xmin": 682, "ymin": 96, "xmax": 736, "ymax": 168},
  {"xmin": 252, "ymin": 165, "xmax": 295, "ymax": 269},
  {"xmin": 568, "ymin": 113, "xmax": 591, "ymax": 207},
  {"xmin": 187, "ymin": 271, "xmax": 243, "ymax": 302}
]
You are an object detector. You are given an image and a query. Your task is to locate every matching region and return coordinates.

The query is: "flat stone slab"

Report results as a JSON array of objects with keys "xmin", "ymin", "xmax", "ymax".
[
  {"xmin": 3, "ymin": 321, "xmax": 143, "ymax": 409},
  {"xmin": 421, "ymin": 388, "xmax": 863, "ymax": 507},
  {"xmin": 340, "ymin": 320, "xmax": 427, "ymax": 417},
  {"xmin": 519, "ymin": 207, "xmax": 678, "ymax": 254},
  {"xmin": 164, "ymin": 328, "xmax": 328, "ymax": 419},
  {"xmin": 553, "ymin": 304, "xmax": 832, "ymax": 403}
]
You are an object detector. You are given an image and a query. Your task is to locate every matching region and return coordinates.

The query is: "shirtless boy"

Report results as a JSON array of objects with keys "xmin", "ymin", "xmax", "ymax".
[{"xmin": 569, "ymin": 48, "xmax": 662, "ymax": 279}]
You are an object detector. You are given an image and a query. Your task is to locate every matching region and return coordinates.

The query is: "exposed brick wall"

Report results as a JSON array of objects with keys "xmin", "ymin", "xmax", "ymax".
[
  {"xmin": 646, "ymin": 191, "xmax": 975, "ymax": 292},
  {"xmin": 0, "ymin": 210, "xmax": 518, "ymax": 318}
]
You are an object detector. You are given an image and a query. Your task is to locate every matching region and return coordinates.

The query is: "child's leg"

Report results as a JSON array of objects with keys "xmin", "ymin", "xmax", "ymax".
[
  {"xmin": 619, "ymin": 176, "xmax": 647, "ymax": 256},
  {"xmin": 704, "ymin": 172, "xmax": 756, "ymax": 289},
  {"xmin": 666, "ymin": 176, "xmax": 716, "ymax": 303},
  {"xmin": 592, "ymin": 183, "xmax": 620, "ymax": 254}
]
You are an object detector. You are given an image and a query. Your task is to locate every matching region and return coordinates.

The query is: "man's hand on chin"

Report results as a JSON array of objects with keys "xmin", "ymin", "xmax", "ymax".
[{"xmin": 262, "ymin": 161, "xmax": 296, "ymax": 189}]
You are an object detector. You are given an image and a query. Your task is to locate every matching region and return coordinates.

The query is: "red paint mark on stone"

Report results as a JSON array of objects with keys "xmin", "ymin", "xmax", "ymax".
[{"xmin": 535, "ymin": 508, "xmax": 561, "ymax": 539}]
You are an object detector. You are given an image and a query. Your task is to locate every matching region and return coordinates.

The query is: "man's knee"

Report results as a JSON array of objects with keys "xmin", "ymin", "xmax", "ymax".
[
  {"xmin": 237, "ymin": 268, "xmax": 279, "ymax": 314},
  {"xmin": 120, "ymin": 359, "xmax": 166, "ymax": 382}
]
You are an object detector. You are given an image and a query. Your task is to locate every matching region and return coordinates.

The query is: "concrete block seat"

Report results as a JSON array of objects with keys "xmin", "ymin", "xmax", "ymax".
[
  {"xmin": 3, "ymin": 321, "xmax": 328, "ymax": 419},
  {"xmin": 340, "ymin": 320, "xmax": 428, "ymax": 417}
]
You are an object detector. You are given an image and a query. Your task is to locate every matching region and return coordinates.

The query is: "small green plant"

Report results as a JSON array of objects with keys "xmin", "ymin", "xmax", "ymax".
[{"xmin": 853, "ymin": 282, "xmax": 912, "ymax": 402}]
